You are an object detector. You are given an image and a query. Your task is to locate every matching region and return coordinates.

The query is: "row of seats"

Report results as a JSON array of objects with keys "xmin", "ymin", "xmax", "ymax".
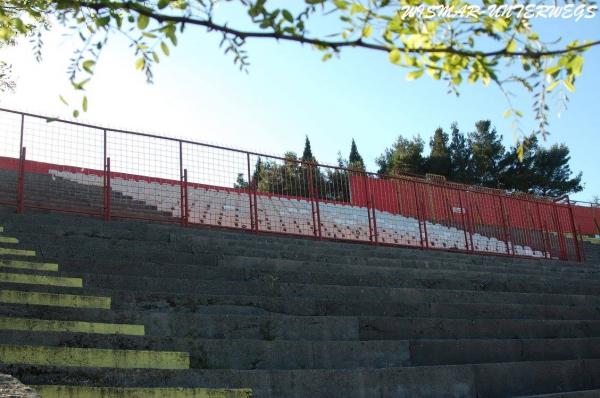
[{"xmin": 50, "ymin": 170, "xmax": 548, "ymax": 258}]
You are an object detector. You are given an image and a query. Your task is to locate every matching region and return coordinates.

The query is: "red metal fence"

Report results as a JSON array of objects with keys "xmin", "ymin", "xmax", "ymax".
[{"xmin": 0, "ymin": 107, "xmax": 584, "ymax": 262}]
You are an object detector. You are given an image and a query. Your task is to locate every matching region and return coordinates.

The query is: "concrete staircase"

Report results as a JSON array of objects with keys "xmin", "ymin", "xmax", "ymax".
[
  {"xmin": 0, "ymin": 169, "xmax": 175, "ymax": 220},
  {"xmin": 1, "ymin": 206, "xmax": 600, "ymax": 397}
]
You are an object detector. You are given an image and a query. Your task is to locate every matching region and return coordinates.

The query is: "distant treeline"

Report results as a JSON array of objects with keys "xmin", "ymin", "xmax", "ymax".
[{"xmin": 234, "ymin": 120, "xmax": 582, "ymax": 199}]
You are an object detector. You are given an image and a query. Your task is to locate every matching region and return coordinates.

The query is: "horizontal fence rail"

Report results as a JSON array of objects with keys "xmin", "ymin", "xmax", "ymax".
[{"xmin": 0, "ymin": 108, "xmax": 584, "ymax": 262}]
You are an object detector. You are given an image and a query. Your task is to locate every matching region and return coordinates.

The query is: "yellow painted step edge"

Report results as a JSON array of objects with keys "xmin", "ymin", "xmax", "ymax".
[
  {"xmin": 0, "ymin": 259, "xmax": 59, "ymax": 272},
  {"xmin": 0, "ymin": 247, "xmax": 35, "ymax": 256},
  {"xmin": 0, "ymin": 344, "xmax": 190, "ymax": 369},
  {"xmin": 0, "ymin": 237, "xmax": 19, "ymax": 244},
  {"xmin": 0, "ymin": 289, "xmax": 111, "ymax": 309},
  {"xmin": 0, "ymin": 272, "xmax": 82, "ymax": 288},
  {"xmin": 0, "ymin": 317, "xmax": 144, "ymax": 336},
  {"xmin": 33, "ymin": 386, "xmax": 253, "ymax": 398}
]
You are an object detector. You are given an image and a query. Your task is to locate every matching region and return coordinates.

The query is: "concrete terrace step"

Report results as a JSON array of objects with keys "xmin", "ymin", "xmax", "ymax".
[
  {"xmin": 2, "ymin": 330, "xmax": 600, "ymax": 370},
  {"xmin": 9, "ymin": 265, "xmax": 600, "ymax": 308},
  {"xmin": 32, "ymin": 385, "xmax": 252, "ymax": 398},
  {"xmin": 0, "ymin": 236, "xmax": 594, "ymax": 288},
  {"xmin": 1, "ymin": 221, "xmax": 578, "ymax": 271},
  {"xmin": 0, "ymin": 208, "xmax": 587, "ymax": 270},
  {"xmin": 4, "ymin": 359, "xmax": 600, "ymax": 398},
  {"xmin": 1, "ymin": 225, "xmax": 594, "ymax": 280},
  {"xmin": 0, "ymin": 330, "xmax": 410, "ymax": 370},
  {"xmin": 519, "ymin": 390, "xmax": 600, "ymax": 397},
  {"xmin": 7, "ymin": 248, "xmax": 600, "ymax": 297},
  {"xmin": 3, "ymin": 304, "xmax": 600, "ymax": 340},
  {"xmin": 0, "ymin": 344, "xmax": 189, "ymax": 369},
  {"xmin": 4, "ymin": 281, "xmax": 600, "ymax": 321}
]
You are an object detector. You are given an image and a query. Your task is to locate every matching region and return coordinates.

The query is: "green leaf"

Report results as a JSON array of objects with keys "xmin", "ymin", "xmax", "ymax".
[
  {"xmin": 517, "ymin": 144, "xmax": 524, "ymax": 161},
  {"xmin": 135, "ymin": 57, "xmax": 145, "ymax": 70},
  {"xmin": 59, "ymin": 95, "xmax": 69, "ymax": 106},
  {"xmin": 161, "ymin": 41, "xmax": 170, "ymax": 56},
  {"xmin": 503, "ymin": 109, "xmax": 512, "ymax": 118},
  {"xmin": 82, "ymin": 60, "xmax": 95, "ymax": 73},
  {"xmin": 152, "ymin": 51, "xmax": 160, "ymax": 63},
  {"xmin": 388, "ymin": 49, "xmax": 401, "ymax": 64},
  {"xmin": 73, "ymin": 110, "xmax": 79, "ymax": 118},
  {"xmin": 82, "ymin": 96, "xmax": 88, "ymax": 112},
  {"xmin": 157, "ymin": 0, "xmax": 170, "ymax": 9},
  {"xmin": 333, "ymin": 0, "xmax": 348, "ymax": 9},
  {"xmin": 506, "ymin": 39, "xmax": 517, "ymax": 53},
  {"xmin": 546, "ymin": 80, "xmax": 560, "ymax": 92},
  {"xmin": 406, "ymin": 69, "xmax": 424, "ymax": 81},
  {"xmin": 362, "ymin": 24, "xmax": 373, "ymax": 38},
  {"xmin": 322, "ymin": 53, "xmax": 332, "ymax": 62},
  {"xmin": 137, "ymin": 14, "xmax": 150, "ymax": 30},
  {"xmin": 562, "ymin": 79, "xmax": 575, "ymax": 92},
  {"xmin": 282, "ymin": 10, "xmax": 294, "ymax": 23},
  {"xmin": 72, "ymin": 78, "xmax": 90, "ymax": 90}
]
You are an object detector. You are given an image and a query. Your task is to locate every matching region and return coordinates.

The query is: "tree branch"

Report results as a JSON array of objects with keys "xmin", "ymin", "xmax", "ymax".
[{"xmin": 72, "ymin": 1, "xmax": 600, "ymax": 59}]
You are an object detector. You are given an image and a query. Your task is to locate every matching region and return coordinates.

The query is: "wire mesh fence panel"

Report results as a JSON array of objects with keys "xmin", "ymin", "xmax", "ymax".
[
  {"xmin": 317, "ymin": 167, "xmax": 370, "ymax": 242},
  {"xmin": 21, "ymin": 115, "xmax": 104, "ymax": 215},
  {"xmin": 383, "ymin": 178, "xmax": 424, "ymax": 248},
  {"xmin": 418, "ymin": 184, "xmax": 474, "ymax": 252},
  {"xmin": 183, "ymin": 143, "xmax": 251, "ymax": 230},
  {"xmin": 106, "ymin": 132, "xmax": 180, "ymax": 222},
  {"xmin": 0, "ymin": 109, "xmax": 587, "ymax": 262},
  {"xmin": 249, "ymin": 155, "xmax": 316, "ymax": 237},
  {"xmin": 556, "ymin": 203, "xmax": 580, "ymax": 261},
  {"xmin": 0, "ymin": 110, "xmax": 22, "ymax": 206},
  {"xmin": 371, "ymin": 176, "xmax": 407, "ymax": 246}
]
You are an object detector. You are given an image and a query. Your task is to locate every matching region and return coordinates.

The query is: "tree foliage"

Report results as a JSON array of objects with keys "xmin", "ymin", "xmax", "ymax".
[
  {"xmin": 0, "ymin": 0, "xmax": 597, "ymax": 133},
  {"xmin": 348, "ymin": 138, "xmax": 365, "ymax": 171},
  {"xmin": 379, "ymin": 120, "xmax": 583, "ymax": 197},
  {"xmin": 376, "ymin": 135, "xmax": 425, "ymax": 175},
  {"xmin": 426, "ymin": 127, "xmax": 451, "ymax": 177}
]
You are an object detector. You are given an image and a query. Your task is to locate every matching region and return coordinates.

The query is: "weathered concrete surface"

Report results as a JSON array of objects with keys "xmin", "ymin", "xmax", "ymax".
[
  {"xmin": 0, "ymin": 373, "xmax": 40, "ymax": 398},
  {"xmin": 2, "ymin": 205, "xmax": 600, "ymax": 397},
  {"xmin": 3, "ymin": 359, "xmax": 600, "ymax": 398}
]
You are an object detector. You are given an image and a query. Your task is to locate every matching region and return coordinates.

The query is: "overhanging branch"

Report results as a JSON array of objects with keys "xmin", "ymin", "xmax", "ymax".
[{"xmin": 72, "ymin": 1, "xmax": 600, "ymax": 58}]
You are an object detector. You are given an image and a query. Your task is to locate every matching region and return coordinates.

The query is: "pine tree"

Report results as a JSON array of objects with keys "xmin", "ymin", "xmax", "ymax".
[
  {"xmin": 531, "ymin": 142, "xmax": 583, "ymax": 197},
  {"xmin": 233, "ymin": 173, "xmax": 249, "ymax": 189},
  {"xmin": 426, "ymin": 127, "xmax": 451, "ymax": 177},
  {"xmin": 301, "ymin": 135, "xmax": 316, "ymax": 163},
  {"xmin": 468, "ymin": 120, "xmax": 505, "ymax": 187},
  {"xmin": 376, "ymin": 135, "xmax": 424, "ymax": 176},
  {"xmin": 348, "ymin": 138, "xmax": 365, "ymax": 171},
  {"xmin": 499, "ymin": 135, "xmax": 583, "ymax": 197},
  {"xmin": 448, "ymin": 123, "xmax": 471, "ymax": 183}
]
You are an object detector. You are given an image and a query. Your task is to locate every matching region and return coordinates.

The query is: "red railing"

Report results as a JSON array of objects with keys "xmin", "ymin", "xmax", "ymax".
[{"xmin": 0, "ymin": 107, "xmax": 585, "ymax": 262}]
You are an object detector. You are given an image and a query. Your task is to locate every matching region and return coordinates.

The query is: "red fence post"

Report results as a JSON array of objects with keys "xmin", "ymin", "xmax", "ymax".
[
  {"xmin": 252, "ymin": 170, "xmax": 259, "ymax": 234},
  {"xmin": 551, "ymin": 205, "xmax": 567, "ymax": 260},
  {"xmin": 578, "ymin": 225, "xmax": 586, "ymax": 262},
  {"xmin": 465, "ymin": 193, "xmax": 476, "ymax": 252},
  {"xmin": 535, "ymin": 202, "xmax": 549, "ymax": 258},
  {"xmin": 104, "ymin": 157, "xmax": 111, "ymax": 221},
  {"xmin": 412, "ymin": 181, "xmax": 425, "ymax": 248},
  {"xmin": 365, "ymin": 175, "xmax": 378, "ymax": 244},
  {"xmin": 179, "ymin": 141, "xmax": 186, "ymax": 227},
  {"xmin": 458, "ymin": 190, "xmax": 470, "ymax": 252},
  {"xmin": 246, "ymin": 153, "xmax": 255, "ymax": 231},
  {"xmin": 16, "ymin": 147, "xmax": 26, "ymax": 214},
  {"xmin": 306, "ymin": 164, "xmax": 319, "ymax": 238},
  {"xmin": 184, "ymin": 169, "xmax": 189, "ymax": 226},
  {"xmin": 312, "ymin": 165, "xmax": 322, "ymax": 240},
  {"xmin": 499, "ymin": 197, "xmax": 513, "ymax": 256},
  {"xmin": 566, "ymin": 197, "xmax": 582, "ymax": 262}
]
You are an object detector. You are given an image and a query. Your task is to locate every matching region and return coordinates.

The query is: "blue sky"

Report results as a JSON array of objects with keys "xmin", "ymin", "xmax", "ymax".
[{"xmin": 1, "ymin": 8, "xmax": 599, "ymax": 201}]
